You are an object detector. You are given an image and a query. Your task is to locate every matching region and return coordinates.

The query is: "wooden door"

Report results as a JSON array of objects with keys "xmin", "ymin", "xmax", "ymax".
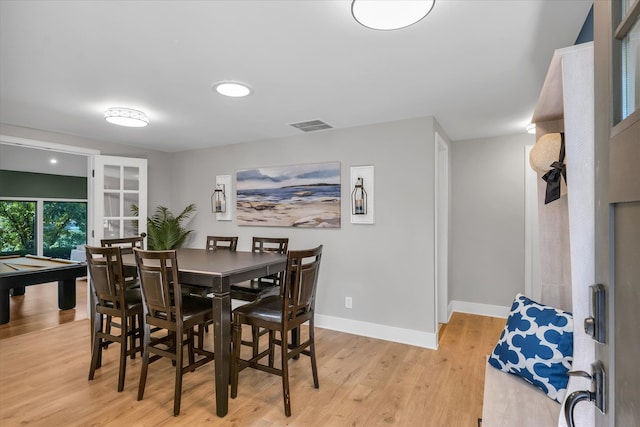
[{"xmin": 594, "ymin": 1, "xmax": 640, "ymax": 425}]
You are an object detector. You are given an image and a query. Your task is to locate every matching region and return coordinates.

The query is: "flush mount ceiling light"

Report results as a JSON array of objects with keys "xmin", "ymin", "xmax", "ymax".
[
  {"xmin": 351, "ymin": 0, "xmax": 435, "ymax": 30},
  {"xmin": 526, "ymin": 123, "xmax": 537, "ymax": 134},
  {"xmin": 104, "ymin": 108, "xmax": 149, "ymax": 127},
  {"xmin": 213, "ymin": 81, "xmax": 252, "ymax": 97}
]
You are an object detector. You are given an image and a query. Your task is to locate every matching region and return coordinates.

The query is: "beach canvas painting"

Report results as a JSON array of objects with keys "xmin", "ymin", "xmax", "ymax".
[{"xmin": 236, "ymin": 162, "xmax": 341, "ymax": 228}]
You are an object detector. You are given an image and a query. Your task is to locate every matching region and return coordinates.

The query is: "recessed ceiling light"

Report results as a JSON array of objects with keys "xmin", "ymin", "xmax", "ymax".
[
  {"xmin": 351, "ymin": 0, "xmax": 435, "ymax": 30},
  {"xmin": 213, "ymin": 81, "xmax": 252, "ymax": 97},
  {"xmin": 104, "ymin": 107, "xmax": 149, "ymax": 127},
  {"xmin": 50, "ymin": 158, "xmax": 57, "ymax": 164}
]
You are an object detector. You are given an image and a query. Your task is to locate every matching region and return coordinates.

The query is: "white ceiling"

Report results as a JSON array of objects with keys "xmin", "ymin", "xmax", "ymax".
[{"xmin": 0, "ymin": 0, "xmax": 593, "ymax": 153}]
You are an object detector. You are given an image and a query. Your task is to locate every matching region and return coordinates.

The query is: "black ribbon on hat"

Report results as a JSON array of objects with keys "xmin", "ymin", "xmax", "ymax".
[{"xmin": 541, "ymin": 133, "xmax": 567, "ymax": 204}]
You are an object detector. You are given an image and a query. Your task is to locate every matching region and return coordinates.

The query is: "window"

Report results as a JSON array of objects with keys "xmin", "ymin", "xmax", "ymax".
[
  {"xmin": 0, "ymin": 200, "xmax": 36, "ymax": 256},
  {"xmin": 42, "ymin": 201, "xmax": 87, "ymax": 258},
  {"xmin": 0, "ymin": 199, "xmax": 87, "ymax": 259},
  {"xmin": 616, "ymin": 0, "xmax": 640, "ymax": 122}
]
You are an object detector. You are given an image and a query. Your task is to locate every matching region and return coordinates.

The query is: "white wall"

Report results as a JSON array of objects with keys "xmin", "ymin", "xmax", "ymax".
[
  {"xmin": 450, "ymin": 133, "xmax": 534, "ymax": 314},
  {"xmin": 3, "ymin": 120, "xmax": 538, "ymax": 347},
  {"xmin": 170, "ymin": 117, "xmax": 441, "ymax": 347}
]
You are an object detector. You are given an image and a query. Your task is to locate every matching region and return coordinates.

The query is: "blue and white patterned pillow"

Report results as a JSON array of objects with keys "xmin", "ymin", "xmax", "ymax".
[{"xmin": 489, "ymin": 293, "xmax": 573, "ymax": 403}]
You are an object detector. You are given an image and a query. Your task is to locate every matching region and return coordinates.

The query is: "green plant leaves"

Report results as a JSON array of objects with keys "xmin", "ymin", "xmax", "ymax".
[{"xmin": 133, "ymin": 203, "xmax": 196, "ymax": 250}]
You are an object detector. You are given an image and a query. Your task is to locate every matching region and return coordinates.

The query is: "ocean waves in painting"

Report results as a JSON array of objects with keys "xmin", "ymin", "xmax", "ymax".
[
  {"xmin": 236, "ymin": 162, "xmax": 341, "ymax": 228},
  {"xmin": 237, "ymin": 184, "xmax": 340, "ymax": 228},
  {"xmin": 238, "ymin": 184, "xmax": 339, "ymax": 204}
]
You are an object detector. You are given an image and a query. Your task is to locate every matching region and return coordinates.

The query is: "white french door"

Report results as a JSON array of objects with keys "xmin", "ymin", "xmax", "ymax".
[{"xmin": 91, "ymin": 155, "xmax": 147, "ymax": 244}]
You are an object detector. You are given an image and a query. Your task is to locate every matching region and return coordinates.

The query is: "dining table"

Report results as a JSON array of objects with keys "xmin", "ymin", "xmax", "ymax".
[{"xmin": 122, "ymin": 247, "xmax": 287, "ymax": 417}]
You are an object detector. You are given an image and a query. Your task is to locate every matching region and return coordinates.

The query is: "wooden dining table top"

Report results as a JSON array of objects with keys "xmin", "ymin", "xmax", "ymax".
[{"xmin": 121, "ymin": 247, "xmax": 286, "ymax": 280}]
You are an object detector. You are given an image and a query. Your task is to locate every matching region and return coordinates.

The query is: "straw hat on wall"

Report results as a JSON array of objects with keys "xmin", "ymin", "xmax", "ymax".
[
  {"xmin": 529, "ymin": 132, "xmax": 565, "ymax": 173},
  {"xmin": 530, "ymin": 132, "xmax": 567, "ymax": 204}
]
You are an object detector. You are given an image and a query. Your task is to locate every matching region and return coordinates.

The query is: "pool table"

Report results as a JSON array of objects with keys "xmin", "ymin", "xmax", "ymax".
[{"xmin": 0, "ymin": 255, "xmax": 87, "ymax": 324}]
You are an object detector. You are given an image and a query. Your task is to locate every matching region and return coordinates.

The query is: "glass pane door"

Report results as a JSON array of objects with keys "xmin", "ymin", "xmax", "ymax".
[{"xmin": 92, "ymin": 155, "xmax": 147, "ymax": 243}]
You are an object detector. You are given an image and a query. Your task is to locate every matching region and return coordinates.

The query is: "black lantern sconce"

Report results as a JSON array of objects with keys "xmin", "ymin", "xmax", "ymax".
[
  {"xmin": 212, "ymin": 184, "xmax": 226, "ymax": 213},
  {"xmin": 351, "ymin": 177, "xmax": 367, "ymax": 215}
]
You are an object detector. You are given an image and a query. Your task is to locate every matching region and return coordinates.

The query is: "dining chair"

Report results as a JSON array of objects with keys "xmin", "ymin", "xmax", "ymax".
[
  {"xmin": 205, "ymin": 235, "xmax": 238, "ymax": 251},
  {"xmin": 100, "ymin": 234, "xmax": 146, "ymax": 339},
  {"xmin": 101, "ymin": 233, "xmax": 146, "ymax": 286},
  {"xmin": 191, "ymin": 235, "xmax": 240, "ymax": 300},
  {"xmin": 230, "ymin": 245, "xmax": 323, "ymax": 417},
  {"xmin": 100, "ymin": 233, "xmax": 146, "ymax": 254},
  {"xmin": 85, "ymin": 245, "xmax": 143, "ymax": 392},
  {"xmin": 231, "ymin": 237, "xmax": 289, "ymax": 356},
  {"xmin": 134, "ymin": 248, "xmax": 215, "ymax": 416},
  {"xmin": 230, "ymin": 237, "xmax": 288, "ymax": 300}
]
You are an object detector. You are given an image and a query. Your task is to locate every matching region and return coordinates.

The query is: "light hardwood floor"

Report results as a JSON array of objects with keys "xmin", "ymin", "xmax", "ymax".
[
  {"xmin": 0, "ymin": 279, "xmax": 89, "ymax": 340},
  {"xmin": 0, "ymin": 281, "xmax": 505, "ymax": 426}
]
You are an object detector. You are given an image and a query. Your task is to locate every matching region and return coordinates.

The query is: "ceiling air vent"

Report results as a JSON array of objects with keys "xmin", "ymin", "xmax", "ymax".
[{"xmin": 289, "ymin": 119, "xmax": 333, "ymax": 132}]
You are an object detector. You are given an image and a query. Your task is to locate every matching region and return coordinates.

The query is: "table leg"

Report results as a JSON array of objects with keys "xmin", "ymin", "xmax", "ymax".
[
  {"xmin": 212, "ymin": 290, "xmax": 231, "ymax": 417},
  {"xmin": 58, "ymin": 279, "xmax": 76, "ymax": 310},
  {"xmin": 0, "ymin": 288, "xmax": 10, "ymax": 324}
]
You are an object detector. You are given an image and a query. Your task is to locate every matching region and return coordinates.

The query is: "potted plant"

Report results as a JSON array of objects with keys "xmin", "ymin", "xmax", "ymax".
[{"xmin": 132, "ymin": 203, "xmax": 196, "ymax": 250}]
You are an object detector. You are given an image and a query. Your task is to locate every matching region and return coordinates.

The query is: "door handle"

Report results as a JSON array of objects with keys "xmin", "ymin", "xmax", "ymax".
[
  {"xmin": 564, "ymin": 361, "xmax": 606, "ymax": 427},
  {"xmin": 584, "ymin": 284, "xmax": 606, "ymax": 343}
]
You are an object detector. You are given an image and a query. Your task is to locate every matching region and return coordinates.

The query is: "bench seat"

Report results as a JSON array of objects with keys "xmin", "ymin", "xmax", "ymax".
[{"xmin": 482, "ymin": 360, "xmax": 561, "ymax": 427}]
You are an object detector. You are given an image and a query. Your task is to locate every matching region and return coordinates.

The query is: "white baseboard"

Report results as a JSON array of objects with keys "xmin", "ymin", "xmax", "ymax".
[
  {"xmin": 312, "ymin": 303, "xmax": 508, "ymax": 351},
  {"xmin": 315, "ymin": 314, "xmax": 438, "ymax": 350},
  {"xmin": 448, "ymin": 300, "xmax": 510, "ymax": 319}
]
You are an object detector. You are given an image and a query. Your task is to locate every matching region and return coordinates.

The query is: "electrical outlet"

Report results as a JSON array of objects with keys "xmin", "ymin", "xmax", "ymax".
[{"xmin": 345, "ymin": 296, "xmax": 352, "ymax": 309}]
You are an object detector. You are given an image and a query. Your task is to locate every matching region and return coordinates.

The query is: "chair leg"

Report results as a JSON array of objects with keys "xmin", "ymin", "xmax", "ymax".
[
  {"xmin": 128, "ymin": 313, "xmax": 137, "ymax": 360},
  {"xmin": 291, "ymin": 327, "xmax": 300, "ymax": 360},
  {"xmin": 230, "ymin": 319, "xmax": 242, "ymax": 398},
  {"xmin": 117, "ymin": 315, "xmax": 128, "ymax": 392},
  {"xmin": 136, "ymin": 313, "xmax": 144, "ymax": 357},
  {"xmin": 170, "ymin": 331, "xmax": 178, "ymax": 367},
  {"xmin": 187, "ymin": 329, "xmax": 195, "ymax": 367},
  {"xmin": 137, "ymin": 325, "xmax": 151, "ymax": 402},
  {"xmin": 251, "ymin": 326, "xmax": 260, "ymax": 358},
  {"xmin": 268, "ymin": 330, "xmax": 276, "ymax": 368},
  {"xmin": 280, "ymin": 329, "xmax": 292, "ymax": 417},
  {"xmin": 103, "ymin": 315, "xmax": 112, "ymax": 349},
  {"xmin": 88, "ymin": 313, "xmax": 103, "ymax": 380},
  {"xmin": 173, "ymin": 331, "xmax": 184, "ymax": 416},
  {"xmin": 196, "ymin": 323, "xmax": 208, "ymax": 352},
  {"xmin": 309, "ymin": 321, "xmax": 319, "ymax": 389}
]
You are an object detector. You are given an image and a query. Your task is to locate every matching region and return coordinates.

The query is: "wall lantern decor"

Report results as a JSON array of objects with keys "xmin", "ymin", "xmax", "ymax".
[
  {"xmin": 350, "ymin": 165, "xmax": 374, "ymax": 224},
  {"xmin": 212, "ymin": 184, "xmax": 226, "ymax": 213},
  {"xmin": 213, "ymin": 175, "xmax": 232, "ymax": 221},
  {"xmin": 351, "ymin": 177, "xmax": 367, "ymax": 215}
]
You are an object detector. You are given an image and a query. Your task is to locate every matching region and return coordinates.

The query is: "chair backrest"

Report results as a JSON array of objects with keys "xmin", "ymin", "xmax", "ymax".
[
  {"xmin": 282, "ymin": 245, "xmax": 322, "ymax": 325},
  {"xmin": 205, "ymin": 235, "xmax": 238, "ymax": 251},
  {"xmin": 252, "ymin": 237, "xmax": 289, "ymax": 287},
  {"xmin": 134, "ymin": 249, "xmax": 183, "ymax": 328},
  {"xmin": 101, "ymin": 234, "xmax": 146, "ymax": 254},
  {"xmin": 85, "ymin": 245, "xmax": 127, "ymax": 309},
  {"xmin": 252, "ymin": 237, "xmax": 289, "ymax": 254}
]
